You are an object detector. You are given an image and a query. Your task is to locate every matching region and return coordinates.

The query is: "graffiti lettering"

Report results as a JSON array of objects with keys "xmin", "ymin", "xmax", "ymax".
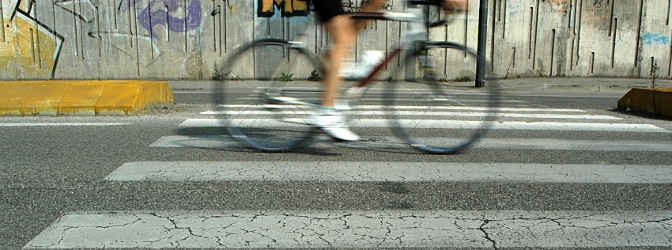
[
  {"xmin": 258, "ymin": 0, "xmax": 310, "ymax": 18},
  {"xmin": 642, "ymin": 32, "xmax": 670, "ymax": 47},
  {"xmin": 592, "ymin": 0, "xmax": 603, "ymax": 8},
  {"xmin": 135, "ymin": 0, "xmax": 203, "ymax": 38}
]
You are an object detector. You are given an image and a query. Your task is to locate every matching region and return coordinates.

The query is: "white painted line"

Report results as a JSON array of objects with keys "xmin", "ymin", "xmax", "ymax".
[
  {"xmin": 150, "ymin": 135, "xmax": 236, "ymax": 148},
  {"xmin": 150, "ymin": 135, "xmax": 240, "ymax": 148},
  {"xmin": 104, "ymin": 161, "xmax": 672, "ymax": 183},
  {"xmin": 474, "ymin": 138, "xmax": 672, "ymax": 151},
  {"xmin": 178, "ymin": 119, "xmax": 670, "ymax": 133},
  {"xmin": 483, "ymin": 121, "xmax": 668, "ymax": 132},
  {"xmin": 149, "ymin": 135, "xmax": 672, "ymax": 152},
  {"xmin": 24, "ymin": 210, "xmax": 672, "ymax": 249},
  {"xmin": 202, "ymin": 111, "xmax": 618, "ymax": 120},
  {"xmin": 234, "ymin": 97, "xmax": 527, "ymax": 104},
  {"xmin": 205, "ymin": 105, "xmax": 586, "ymax": 112},
  {"xmin": 0, "ymin": 123, "xmax": 131, "ymax": 127}
]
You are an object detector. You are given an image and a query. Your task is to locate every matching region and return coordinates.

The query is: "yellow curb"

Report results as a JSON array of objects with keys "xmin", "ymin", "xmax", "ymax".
[
  {"xmin": 618, "ymin": 88, "xmax": 672, "ymax": 117},
  {"xmin": 0, "ymin": 80, "xmax": 174, "ymax": 116}
]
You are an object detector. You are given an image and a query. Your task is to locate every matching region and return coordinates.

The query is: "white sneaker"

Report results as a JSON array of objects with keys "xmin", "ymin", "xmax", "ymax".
[{"xmin": 312, "ymin": 108, "xmax": 360, "ymax": 142}]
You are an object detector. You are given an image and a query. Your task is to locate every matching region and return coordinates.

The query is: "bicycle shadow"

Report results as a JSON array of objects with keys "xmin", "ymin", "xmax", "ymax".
[
  {"xmin": 169, "ymin": 127, "xmax": 343, "ymax": 156},
  {"xmin": 323, "ymin": 137, "xmax": 438, "ymax": 155}
]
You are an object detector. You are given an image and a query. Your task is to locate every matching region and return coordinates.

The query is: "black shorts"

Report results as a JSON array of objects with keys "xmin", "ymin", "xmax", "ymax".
[{"xmin": 313, "ymin": 0, "xmax": 346, "ymax": 23}]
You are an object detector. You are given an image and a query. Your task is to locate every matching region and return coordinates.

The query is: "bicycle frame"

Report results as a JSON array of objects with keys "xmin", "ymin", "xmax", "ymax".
[
  {"xmin": 345, "ymin": 4, "xmax": 438, "ymax": 88},
  {"xmin": 356, "ymin": 48, "xmax": 404, "ymax": 85}
]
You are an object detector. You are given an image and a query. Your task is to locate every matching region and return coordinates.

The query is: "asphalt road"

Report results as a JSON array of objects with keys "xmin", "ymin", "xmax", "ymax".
[{"xmin": 1, "ymin": 85, "xmax": 671, "ymax": 249}]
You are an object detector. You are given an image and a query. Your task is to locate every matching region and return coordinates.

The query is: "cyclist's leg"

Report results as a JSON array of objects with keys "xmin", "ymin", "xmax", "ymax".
[
  {"xmin": 315, "ymin": 14, "xmax": 360, "ymax": 141},
  {"xmin": 314, "ymin": 0, "xmax": 388, "ymax": 142},
  {"xmin": 322, "ymin": 15, "xmax": 356, "ymax": 108},
  {"xmin": 321, "ymin": 0, "xmax": 387, "ymax": 107}
]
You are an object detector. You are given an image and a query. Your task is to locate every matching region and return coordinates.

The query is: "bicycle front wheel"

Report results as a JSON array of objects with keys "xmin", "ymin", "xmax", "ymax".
[
  {"xmin": 386, "ymin": 42, "xmax": 500, "ymax": 154},
  {"xmin": 212, "ymin": 39, "xmax": 325, "ymax": 152}
]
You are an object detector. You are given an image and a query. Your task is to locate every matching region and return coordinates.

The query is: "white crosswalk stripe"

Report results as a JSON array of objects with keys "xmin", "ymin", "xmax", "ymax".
[
  {"xmin": 180, "ymin": 119, "xmax": 671, "ymax": 133},
  {"xmin": 104, "ymin": 161, "xmax": 672, "ymax": 183},
  {"xmin": 150, "ymin": 135, "xmax": 672, "ymax": 151},
  {"xmin": 180, "ymin": 118, "xmax": 668, "ymax": 132},
  {"xmin": 0, "ymin": 122, "xmax": 131, "ymax": 127},
  {"xmin": 23, "ymin": 105, "xmax": 672, "ymax": 249}
]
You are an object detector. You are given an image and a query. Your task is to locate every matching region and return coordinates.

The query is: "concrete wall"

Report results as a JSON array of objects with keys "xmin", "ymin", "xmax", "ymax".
[{"xmin": 1, "ymin": 0, "xmax": 670, "ymax": 80}]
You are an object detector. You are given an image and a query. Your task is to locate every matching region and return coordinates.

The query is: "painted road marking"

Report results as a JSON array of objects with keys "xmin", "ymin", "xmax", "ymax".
[
  {"xmin": 202, "ymin": 110, "xmax": 619, "ymax": 120},
  {"xmin": 104, "ymin": 161, "xmax": 672, "ymax": 183},
  {"xmin": 149, "ymin": 135, "xmax": 672, "ymax": 152},
  {"xmin": 178, "ymin": 118, "xmax": 670, "ymax": 133},
  {"xmin": 205, "ymin": 106, "xmax": 587, "ymax": 112},
  {"xmin": 24, "ymin": 210, "xmax": 672, "ymax": 249},
  {"xmin": 0, "ymin": 122, "xmax": 131, "ymax": 127}
]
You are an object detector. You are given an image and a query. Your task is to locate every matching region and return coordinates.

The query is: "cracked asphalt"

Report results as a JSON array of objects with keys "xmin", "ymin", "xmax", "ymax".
[{"xmin": 24, "ymin": 210, "xmax": 672, "ymax": 249}]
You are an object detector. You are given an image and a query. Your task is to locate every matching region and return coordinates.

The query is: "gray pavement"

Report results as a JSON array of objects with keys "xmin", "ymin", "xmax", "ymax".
[{"xmin": 3, "ymin": 77, "xmax": 672, "ymax": 249}]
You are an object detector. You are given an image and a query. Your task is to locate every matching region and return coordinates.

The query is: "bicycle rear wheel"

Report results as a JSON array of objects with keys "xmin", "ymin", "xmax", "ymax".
[
  {"xmin": 386, "ymin": 42, "xmax": 500, "ymax": 154},
  {"xmin": 212, "ymin": 39, "xmax": 325, "ymax": 152}
]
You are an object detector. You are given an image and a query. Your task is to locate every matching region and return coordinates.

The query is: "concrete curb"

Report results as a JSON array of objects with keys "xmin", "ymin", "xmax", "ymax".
[
  {"xmin": 0, "ymin": 80, "xmax": 174, "ymax": 116},
  {"xmin": 618, "ymin": 88, "xmax": 672, "ymax": 117}
]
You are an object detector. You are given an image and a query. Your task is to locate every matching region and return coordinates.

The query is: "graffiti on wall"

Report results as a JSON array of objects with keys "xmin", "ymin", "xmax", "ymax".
[
  {"xmin": 1, "ymin": 0, "xmax": 64, "ymax": 78},
  {"xmin": 642, "ymin": 32, "xmax": 671, "ymax": 47},
  {"xmin": 256, "ymin": 0, "xmax": 393, "ymax": 18},
  {"xmin": 2, "ymin": 0, "xmax": 672, "ymax": 79},
  {"xmin": 54, "ymin": 0, "xmax": 203, "ymax": 37},
  {"xmin": 257, "ymin": 0, "xmax": 310, "ymax": 18},
  {"xmin": 133, "ymin": 0, "xmax": 202, "ymax": 38},
  {"xmin": 1, "ymin": 0, "xmax": 210, "ymax": 79}
]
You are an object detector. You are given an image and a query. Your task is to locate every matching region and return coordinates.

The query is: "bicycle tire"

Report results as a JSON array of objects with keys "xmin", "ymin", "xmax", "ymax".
[
  {"xmin": 385, "ymin": 42, "xmax": 500, "ymax": 154},
  {"xmin": 212, "ymin": 39, "xmax": 325, "ymax": 152}
]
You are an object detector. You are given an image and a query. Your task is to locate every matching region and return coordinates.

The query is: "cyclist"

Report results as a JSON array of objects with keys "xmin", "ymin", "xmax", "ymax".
[{"xmin": 312, "ymin": 0, "xmax": 469, "ymax": 142}]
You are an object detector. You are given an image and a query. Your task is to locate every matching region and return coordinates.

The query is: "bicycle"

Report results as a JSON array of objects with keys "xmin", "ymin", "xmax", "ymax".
[{"xmin": 211, "ymin": 0, "xmax": 499, "ymax": 154}]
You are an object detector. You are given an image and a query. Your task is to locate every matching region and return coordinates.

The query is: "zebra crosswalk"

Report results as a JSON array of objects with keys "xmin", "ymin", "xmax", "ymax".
[
  {"xmin": 22, "ymin": 104, "xmax": 672, "ymax": 249},
  {"xmin": 154, "ymin": 105, "xmax": 671, "ymax": 151}
]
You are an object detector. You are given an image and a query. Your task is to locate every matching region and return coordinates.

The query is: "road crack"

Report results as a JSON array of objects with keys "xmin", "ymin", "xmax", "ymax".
[{"xmin": 478, "ymin": 219, "xmax": 498, "ymax": 250}]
